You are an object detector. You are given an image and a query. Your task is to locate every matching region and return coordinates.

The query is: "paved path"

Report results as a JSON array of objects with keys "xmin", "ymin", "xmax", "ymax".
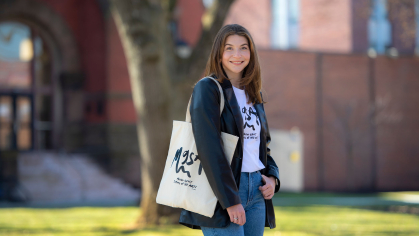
[
  {"xmin": 2, "ymin": 193, "xmax": 418, "ymax": 208},
  {"xmin": 272, "ymin": 193, "xmax": 419, "ymax": 206},
  {"xmin": 0, "ymin": 199, "xmax": 138, "ymax": 208}
]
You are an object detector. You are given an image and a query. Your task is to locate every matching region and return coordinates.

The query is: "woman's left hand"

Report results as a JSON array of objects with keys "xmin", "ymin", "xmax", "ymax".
[{"xmin": 259, "ymin": 175, "xmax": 276, "ymax": 199}]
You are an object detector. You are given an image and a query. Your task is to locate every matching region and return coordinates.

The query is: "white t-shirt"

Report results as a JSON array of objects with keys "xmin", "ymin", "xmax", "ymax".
[{"xmin": 232, "ymin": 86, "xmax": 265, "ymax": 172}]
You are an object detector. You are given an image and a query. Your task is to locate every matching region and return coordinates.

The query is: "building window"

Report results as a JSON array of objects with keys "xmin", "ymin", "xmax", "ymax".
[
  {"xmin": 0, "ymin": 22, "xmax": 54, "ymax": 150},
  {"xmin": 368, "ymin": 0, "xmax": 392, "ymax": 55},
  {"xmin": 271, "ymin": 0, "xmax": 300, "ymax": 50},
  {"xmin": 202, "ymin": 0, "xmax": 214, "ymax": 8}
]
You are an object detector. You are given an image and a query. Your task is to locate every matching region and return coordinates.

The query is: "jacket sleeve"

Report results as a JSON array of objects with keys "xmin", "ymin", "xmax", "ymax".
[
  {"xmin": 266, "ymin": 131, "xmax": 281, "ymax": 193},
  {"xmin": 190, "ymin": 78, "xmax": 241, "ymax": 209},
  {"xmin": 261, "ymin": 96, "xmax": 281, "ymax": 193}
]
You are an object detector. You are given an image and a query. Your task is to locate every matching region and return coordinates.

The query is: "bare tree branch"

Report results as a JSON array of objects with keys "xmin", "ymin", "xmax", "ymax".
[{"xmin": 180, "ymin": 0, "xmax": 235, "ymax": 86}]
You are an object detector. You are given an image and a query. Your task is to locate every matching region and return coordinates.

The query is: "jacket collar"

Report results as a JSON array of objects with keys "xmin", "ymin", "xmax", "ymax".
[
  {"xmin": 219, "ymin": 78, "xmax": 244, "ymax": 145},
  {"xmin": 253, "ymin": 101, "xmax": 266, "ymax": 140},
  {"xmin": 253, "ymin": 92, "xmax": 265, "ymax": 129}
]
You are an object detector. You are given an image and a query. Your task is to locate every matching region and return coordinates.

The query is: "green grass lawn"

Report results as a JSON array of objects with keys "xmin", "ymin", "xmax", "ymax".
[{"xmin": 1, "ymin": 204, "xmax": 418, "ymax": 236}]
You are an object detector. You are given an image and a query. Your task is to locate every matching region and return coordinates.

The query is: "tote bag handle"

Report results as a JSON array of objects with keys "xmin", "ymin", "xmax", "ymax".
[{"xmin": 185, "ymin": 77, "xmax": 225, "ymax": 123}]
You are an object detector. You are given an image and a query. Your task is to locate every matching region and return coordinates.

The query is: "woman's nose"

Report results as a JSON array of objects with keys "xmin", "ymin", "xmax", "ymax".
[{"xmin": 232, "ymin": 49, "xmax": 241, "ymax": 57}]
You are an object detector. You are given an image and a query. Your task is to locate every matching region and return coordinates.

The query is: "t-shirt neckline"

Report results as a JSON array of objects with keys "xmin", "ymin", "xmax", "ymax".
[{"xmin": 233, "ymin": 86, "xmax": 245, "ymax": 94}]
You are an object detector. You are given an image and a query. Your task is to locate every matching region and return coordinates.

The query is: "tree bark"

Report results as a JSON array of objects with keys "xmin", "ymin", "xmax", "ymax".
[
  {"xmin": 110, "ymin": 0, "xmax": 234, "ymax": 226},
  {"xmin": 172, "ymin": 0, "xmax": 235, "ymax": 120}
]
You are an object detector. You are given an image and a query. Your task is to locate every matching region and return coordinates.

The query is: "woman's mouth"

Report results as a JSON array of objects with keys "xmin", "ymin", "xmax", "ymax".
[{"xmin": 230, "ymin": 61, "xmax": 244, "ymax": 65}]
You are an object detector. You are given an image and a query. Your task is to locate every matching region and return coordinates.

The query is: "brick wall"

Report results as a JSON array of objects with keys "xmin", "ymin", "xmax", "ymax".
[
  {"xmin": 224, "ymin": 0, "xmax": 272, "ymax": 49},
  {"xmin": 299, "ymin": 0, "xmax": 352, "ymax": 53},
  {"xmin": 176, "ymin": 0, "xmax": 205, "ymax": 47},
  {"xmin": 30, "ymin": 0, "xmax": 140, "ymax": 187},
  {"xmin": 351, "ymin": 0, "xmax": 370, "ymax": 53},
  {"xmin": 175, "ymin": 0, "xmax": 272, "ymax": 49},
  {"xmin": 106, "ymin": 16, "xmax": 136, "ymax": 124},
  {"xmin": 321, "ymin": 54, "xmax": 373, "ymax": 191},
  {"xmin": 259, "ymin": 50, "xmax": 419, "ymax": 191},
  {"xmin": 375, "ymin": 57, "xmax": 419, "ymax": 190},
  {"xmin": 9, "ymin": 0, "xmax": 417, "ymax": 192},
  {"xmin": 259, "ymin": 50, "xmax": 318, "ymax": 190},
  {"xmin": 37, "ymin": 0, "xmax": 107, "ymax": 123}
]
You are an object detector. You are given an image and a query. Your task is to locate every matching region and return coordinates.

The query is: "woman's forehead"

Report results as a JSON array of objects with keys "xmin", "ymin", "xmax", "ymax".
[{"xmin": 225, "ymin": 35, "xmax": 248, "ymax": 45}]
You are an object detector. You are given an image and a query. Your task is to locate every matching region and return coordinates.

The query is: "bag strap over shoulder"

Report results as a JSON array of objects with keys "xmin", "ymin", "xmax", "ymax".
[{"xmin": 185, "ymin": 77, "xmax": 225, "ymax": 122}]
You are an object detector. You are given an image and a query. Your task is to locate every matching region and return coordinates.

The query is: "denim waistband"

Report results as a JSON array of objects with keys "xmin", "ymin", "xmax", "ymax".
[{"xmin": 241, "ymin": 170, "xmax": 261, "ymax": 175}]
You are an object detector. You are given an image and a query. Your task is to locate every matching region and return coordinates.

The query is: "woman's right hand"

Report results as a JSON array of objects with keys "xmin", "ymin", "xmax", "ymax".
[{"xmin": 226, "ymin": 203, "xmax": 246, "ymax": 226}]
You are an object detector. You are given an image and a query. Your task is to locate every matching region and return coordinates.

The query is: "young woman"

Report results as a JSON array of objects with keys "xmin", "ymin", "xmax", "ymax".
[{"xmin": 179, "ymin": 24, "xmax": 280, "ymax": 236}]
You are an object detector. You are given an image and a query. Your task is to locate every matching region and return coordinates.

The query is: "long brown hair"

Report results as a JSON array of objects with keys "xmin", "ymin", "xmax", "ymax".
[{"xmin": 204, "ymin": 24, "xmax": 263, "ymax": 104}]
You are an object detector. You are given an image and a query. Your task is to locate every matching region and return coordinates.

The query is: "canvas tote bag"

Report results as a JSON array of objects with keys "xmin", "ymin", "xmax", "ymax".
[{"xmin": 156, "ymin": 77, "xmax": 239, "ymax": 218}]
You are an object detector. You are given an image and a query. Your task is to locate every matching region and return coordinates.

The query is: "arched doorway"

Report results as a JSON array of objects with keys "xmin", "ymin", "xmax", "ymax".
[
  {"xmin": 0, "ymin": 0, "xmax": 84, "ymax": 154},
  {"xmin": 0, "ymin": 0, "xmax": 86, "ymax": 202},
  {"xmin": 0, "ymin": 21, "xmax": 54, "ymax": 150}
]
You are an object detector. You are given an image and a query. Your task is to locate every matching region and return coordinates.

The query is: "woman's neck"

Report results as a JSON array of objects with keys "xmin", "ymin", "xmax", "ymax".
[{"xmin": 226, "ymin": 72, "xmax": 244, "ymax": 89}]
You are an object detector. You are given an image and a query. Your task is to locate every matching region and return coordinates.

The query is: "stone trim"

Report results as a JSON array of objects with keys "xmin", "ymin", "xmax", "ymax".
[{"xmin": 0, "ymin": 0, "xmax": 81, "ymax": 72}]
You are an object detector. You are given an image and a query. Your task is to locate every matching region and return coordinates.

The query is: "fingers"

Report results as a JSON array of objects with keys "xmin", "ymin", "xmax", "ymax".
[
  {"xmin": 264, "ymin": 193, "xmax": 274, "ymax": 199},
  {"xmin": 226, "ymin": 204, "xmax": 246, "ymax": 226},
  {"xmin": 231, "ymin": 212, "xmax": 246, "ymax": 225},
  {"xmin": 261, "ymin": 174, "xmax": 267, "ymax": 184},
  {"xmin": 259, "ymin": 184, "xmax": 270, "ymax": 191},
  {"xmin": 234, "ymin": 214, "xmax": 246, "ymax": 225},
  {"xmin": 259, "ymin": 184, "xmax": 274, "ymax": 200},
  {"xmin": 261, "ymin": 190, "xmax": 273, "ymax": 199},
  {"xmin": 259, "ymin": 174, "xmax": 276, "ymax": 200},
  {"xmin": 260, "ymin": 187, "xmax": 274, "ymax": 199},
  {"xmin": 236, "ymin": 209, "xmax": 246, "ymax": 226},
  {"xmin": 240, "ymin": 214, "xmax": 246, "ymax": 225}
]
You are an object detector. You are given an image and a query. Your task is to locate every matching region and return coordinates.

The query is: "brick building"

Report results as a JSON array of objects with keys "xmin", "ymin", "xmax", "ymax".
[
  {"xmin": 175, "ymin": 0, "xmax": 419, "ymax": 192},
  {"xmin": 0, "ymin": 0, "xmax": 418, "ymax": 197}
]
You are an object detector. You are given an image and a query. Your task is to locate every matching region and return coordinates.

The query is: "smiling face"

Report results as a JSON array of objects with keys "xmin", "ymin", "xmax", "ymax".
[{"xmin": 221, "ymin": 34, "xmax": 250, "ymax": 81}]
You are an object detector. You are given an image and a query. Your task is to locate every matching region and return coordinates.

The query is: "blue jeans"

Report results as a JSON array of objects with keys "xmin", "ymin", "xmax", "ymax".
[{"xmin": 202, "ymin": 171, "xmax": 266, "ymax": 236}]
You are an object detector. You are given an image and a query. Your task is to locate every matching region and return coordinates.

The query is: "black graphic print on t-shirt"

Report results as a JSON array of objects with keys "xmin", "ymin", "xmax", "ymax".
[{"xmin": 242, "ymin": 106, "xmax": 259, "ymax": 131}]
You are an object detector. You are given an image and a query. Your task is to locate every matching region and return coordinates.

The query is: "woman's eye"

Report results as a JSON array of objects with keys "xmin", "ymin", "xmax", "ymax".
[
  {"xmin": 226, "ymin": 47, "xmax": 233, "ymax": 50},
  {"xmin": 241, "ymin": 47, "xmax": 248, "ymax": 50}
]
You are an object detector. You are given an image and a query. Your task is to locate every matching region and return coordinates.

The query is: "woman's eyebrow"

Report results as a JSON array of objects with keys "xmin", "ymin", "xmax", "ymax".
[{"xmin": 225, "ymin": 43, "xmax": 248, "ymax": 46}]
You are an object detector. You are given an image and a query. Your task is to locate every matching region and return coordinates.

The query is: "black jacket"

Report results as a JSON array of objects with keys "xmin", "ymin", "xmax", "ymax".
[{"xmin": 179, "ymin": 77, "xmax": 280, "ymax": 229}]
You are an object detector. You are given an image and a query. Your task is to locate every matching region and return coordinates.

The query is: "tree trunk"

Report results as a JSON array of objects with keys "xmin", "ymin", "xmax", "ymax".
[
  {"xmin": 111, "ymin": 0, "xmax": 176, "ymax": 225},
  {"xmin": 110, "ymin": 0, "xmax": 235, "ymax": 226}
]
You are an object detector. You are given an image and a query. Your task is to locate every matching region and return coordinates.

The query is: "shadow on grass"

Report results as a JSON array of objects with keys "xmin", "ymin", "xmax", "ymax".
[
  {"xmin": 349, "ymin": 205, "xmax": 419, "ymax": 217},
  {"xmin": 0, "ymin": 226, "xmax": 180, "ymax": 236}
]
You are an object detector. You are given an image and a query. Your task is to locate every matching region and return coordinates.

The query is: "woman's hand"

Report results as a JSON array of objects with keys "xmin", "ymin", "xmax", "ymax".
[
  {"xmin": 259, "ymin": 175, "xmax": 276, "ymax": 199},
  {"xmin": 226, "ymin": 204, "xmax": 246, "ymax": 225}
]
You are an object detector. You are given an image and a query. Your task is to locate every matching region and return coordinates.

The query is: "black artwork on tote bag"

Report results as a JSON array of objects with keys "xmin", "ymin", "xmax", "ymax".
[{"xmin": 171, "ymin": 147, "xmax": 203, "ymax": 178}]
